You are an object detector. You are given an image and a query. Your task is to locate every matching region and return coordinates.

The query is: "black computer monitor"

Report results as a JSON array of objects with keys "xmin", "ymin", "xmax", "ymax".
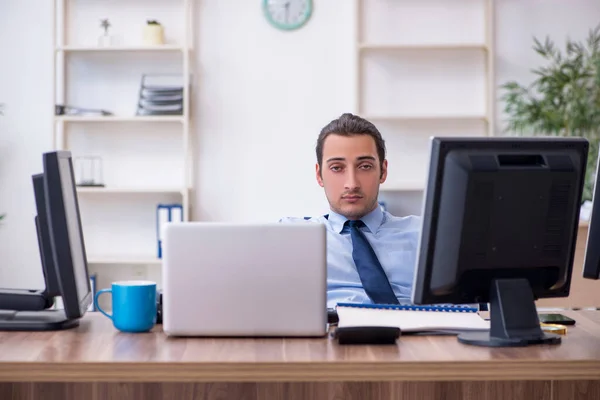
[
  {"xmin": 412, "ymin": 137, "xmax": 588, "ymax": 347},
  {"xmin": 582, "ymin": 151, "xmax": 600, "ymax": 280},
  {"xmin": 0, "ymin": 150, "xmax": 91, "ymax": 331},
  {"xmin": 43, "ymin": 150, "xmax": 93, "ymax": 319}
]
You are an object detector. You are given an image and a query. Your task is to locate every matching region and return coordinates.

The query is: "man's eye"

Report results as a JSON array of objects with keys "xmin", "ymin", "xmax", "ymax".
[
  {"xmin": 330, "ymin": 166, "xmax": 342, "ymax": 172},
  {"xmin": 360, "ymin": 164, "xmax": 373, "ymax": 170}
]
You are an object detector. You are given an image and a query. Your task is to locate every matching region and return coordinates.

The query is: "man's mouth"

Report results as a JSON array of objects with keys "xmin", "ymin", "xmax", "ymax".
[{"xmin": 342, "ymin": 195, "xmax": 363, "ymax": 202}]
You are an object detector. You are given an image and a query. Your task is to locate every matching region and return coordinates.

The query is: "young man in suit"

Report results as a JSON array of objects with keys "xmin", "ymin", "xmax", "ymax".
[{"xmin": 283, "ymin": 113, "xmax": 421, "ymax": 307}]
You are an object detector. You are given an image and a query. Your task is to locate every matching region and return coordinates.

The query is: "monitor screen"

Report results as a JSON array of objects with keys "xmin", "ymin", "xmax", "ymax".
[{"xmin": 44, "ymin": 150, "xmax": 92, "ymax": 318}]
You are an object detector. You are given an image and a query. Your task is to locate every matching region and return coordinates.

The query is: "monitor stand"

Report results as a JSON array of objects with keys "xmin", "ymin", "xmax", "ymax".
[
  {"xmin": 0, "ymin": 309, "xmax": 79, "ymax": 331},
  {"xmin": 0, "ymin": 289, "xmax": 55, "ymax": 311},
  {"xmin": 457, "ymin": 278, "xmax": 561, "ymax": 347}
]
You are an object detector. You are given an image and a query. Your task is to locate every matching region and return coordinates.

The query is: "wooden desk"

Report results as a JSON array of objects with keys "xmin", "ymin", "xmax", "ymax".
[{"xmin": 0, "ymin": 312, "xmax": 599, "ymax": 400}]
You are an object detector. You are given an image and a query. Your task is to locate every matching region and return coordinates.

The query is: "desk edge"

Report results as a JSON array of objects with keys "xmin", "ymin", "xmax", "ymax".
[{"xmin": 0, "ymin": 361, "xmax": 599, "ymax": 382}]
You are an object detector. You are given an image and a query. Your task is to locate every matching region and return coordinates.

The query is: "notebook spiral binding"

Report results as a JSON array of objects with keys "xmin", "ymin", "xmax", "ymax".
[{"xmin": 336, "ymin": 302, "xmax": 478, "ymax": 313}]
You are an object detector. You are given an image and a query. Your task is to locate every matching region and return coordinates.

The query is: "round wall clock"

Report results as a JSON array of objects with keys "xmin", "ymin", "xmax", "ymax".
[{"xmin": 262, "ymin": 0, "xmax": 313, "ymax": 31}]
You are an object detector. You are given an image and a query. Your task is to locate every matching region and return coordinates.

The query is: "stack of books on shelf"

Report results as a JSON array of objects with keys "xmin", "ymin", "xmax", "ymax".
[{"xmin": 136, "ymin": 74, "xmax": 184, "ymax": 116}]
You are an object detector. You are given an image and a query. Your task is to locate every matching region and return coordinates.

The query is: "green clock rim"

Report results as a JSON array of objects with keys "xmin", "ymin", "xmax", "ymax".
[{"xmin": 262, "ymin": 0, "xmax": 313, "ymax": 31}]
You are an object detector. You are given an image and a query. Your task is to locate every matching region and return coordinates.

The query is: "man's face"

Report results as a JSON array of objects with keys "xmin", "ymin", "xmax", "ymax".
[{"xmin": 316, "ymin": 133, "xmax": 387, "ymax": 220}]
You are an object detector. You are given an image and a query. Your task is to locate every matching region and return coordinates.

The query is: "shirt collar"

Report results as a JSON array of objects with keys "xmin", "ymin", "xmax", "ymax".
[{"xmin": 327, "ymin": 205, "xmax": 384, "ymax": 234}]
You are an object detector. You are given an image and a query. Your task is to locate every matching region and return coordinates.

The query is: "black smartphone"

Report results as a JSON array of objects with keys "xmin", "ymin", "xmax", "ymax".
[{"xmin": 538, "ymin": 313, "xmax": 576, "ymax": 325}]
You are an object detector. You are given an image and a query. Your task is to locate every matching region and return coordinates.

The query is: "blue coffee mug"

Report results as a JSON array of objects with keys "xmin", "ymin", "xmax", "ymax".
[{"xmin": 94, "ymin": 280, "xmax": 157, "ymax": 333}]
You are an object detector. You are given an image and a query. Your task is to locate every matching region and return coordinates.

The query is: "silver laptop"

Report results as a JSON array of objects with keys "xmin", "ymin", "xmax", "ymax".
[{"xmin": 161, "ymin": 222, "xmax": 327, "ymax": 337}]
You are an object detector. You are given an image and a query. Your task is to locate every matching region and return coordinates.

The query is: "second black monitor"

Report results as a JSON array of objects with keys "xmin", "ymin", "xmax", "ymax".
[{"xmin": 412, "ymin": 136, "xmax": 588, "ymax": 347}]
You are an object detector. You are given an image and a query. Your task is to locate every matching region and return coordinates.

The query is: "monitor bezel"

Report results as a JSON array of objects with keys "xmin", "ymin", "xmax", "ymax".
[
  {"xmin": 582, "ymin": 149, "xmax": 600, "ymax": 280},
  {"xmin": 412, "ymin": 136, "xmax": 588, "ymax": 305},
  {"xmin": 43, "ymin": 150, "xmax": 92, "ymax": 318}
]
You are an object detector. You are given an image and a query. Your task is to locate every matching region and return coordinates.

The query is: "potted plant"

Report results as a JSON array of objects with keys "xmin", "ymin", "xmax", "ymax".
[
  {"xmin": 143, "ymin": 20, "xmax": 164, "ymax": 45},
  {"xmin": 98, "ymin": 18, "xmax": 113, "ymax": 47},
  {"xmin": 500, "ymin": 24, "xmax": 600, "ymax": 204}
]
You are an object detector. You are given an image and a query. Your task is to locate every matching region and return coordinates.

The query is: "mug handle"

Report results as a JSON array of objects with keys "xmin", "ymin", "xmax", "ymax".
[{"xmin": 94, "ymin": 289, "xmax": 112, "ymax": 320}]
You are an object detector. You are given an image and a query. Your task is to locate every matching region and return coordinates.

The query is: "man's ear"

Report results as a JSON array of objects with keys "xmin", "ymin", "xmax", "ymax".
[
  {"xmin": 380, "ymin": 159, "xmax": 388, "ymax": 183},
  {"xmin": 316, "ymin": 163, "xmax": 324, "ymax": 187}
]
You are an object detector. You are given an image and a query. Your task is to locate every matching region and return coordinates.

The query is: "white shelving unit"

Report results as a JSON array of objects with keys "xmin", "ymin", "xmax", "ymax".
[
  {"xmin": 355, "ymin": 0, "xmax": 495, "ymax": 196},
  {"xmin": 56, "ymin": 44, "xmax": 185, "ymax": 52},
  {"xmin": 359, "ymin": 43, "xmax": 488, "ymax": 51},
  {"xmin": 51, "ymin": 0, "xmax": 194, "ymax": 273},
  {"xmin": 363, "ymin": 114, "xmax": 488, "ymax": 123},
  {"xmin": 56, "ymin": 115, "xmax": 185, "ymax": 123},
  {"xmin": 86, "ymin": 255, "xmax": 162, "ymax": 266},
  {"xmin": 76, "ymin": 187, "xmax": 186, "ymax": 195}
]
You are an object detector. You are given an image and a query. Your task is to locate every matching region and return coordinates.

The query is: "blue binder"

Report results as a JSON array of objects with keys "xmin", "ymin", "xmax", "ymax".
[{"xmin": 156, "ymin": 203, "xmax": 184, "ymax": 258}]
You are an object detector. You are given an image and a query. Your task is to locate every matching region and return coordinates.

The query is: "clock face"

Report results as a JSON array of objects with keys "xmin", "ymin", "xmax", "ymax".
[{"xmin": 262, "ymin": 0, "xmax": 313, "ymax": 31}]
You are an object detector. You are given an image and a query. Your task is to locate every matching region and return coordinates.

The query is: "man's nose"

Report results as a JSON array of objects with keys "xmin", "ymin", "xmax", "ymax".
[{"xmin": 344, "ymin": 170, "xmax": 360, "ymax": 190}]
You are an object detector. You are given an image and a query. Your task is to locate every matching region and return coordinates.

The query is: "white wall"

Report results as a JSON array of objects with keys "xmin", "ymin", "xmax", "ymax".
[
  {"xmin": 0, "ymin": 0, "xmax": 54, "ymax": 289},
  {"xmin": 1, "ymin": 0, "xmax": 600, "ymax": 290},
  {"xmin": 193, "ymin": 0, "xmax": 351, "ymax": 223}
]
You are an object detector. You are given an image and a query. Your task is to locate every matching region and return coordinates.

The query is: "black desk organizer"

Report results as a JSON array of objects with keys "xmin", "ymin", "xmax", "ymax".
[
  {"xmin": 328, "ymin": 308, "xmax": 400, "ymax": 344},
  {"xmin": 333, "ymin": 326, "xmax": 400, "ymax": 345}
]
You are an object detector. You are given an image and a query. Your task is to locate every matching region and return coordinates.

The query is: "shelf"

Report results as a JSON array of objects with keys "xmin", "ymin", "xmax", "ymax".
[
  {"xmin": 76, "ymin": 187, "xmax": 186, "ymax": 195},
  {"xmin": 380, "ymin": 183, "xmax": 425, "ymax": 192},
  {"xmin": 358, "ymin": 43, "xmax": 488, "ymax": 52},
  {"xmin": 56, "ymin": 44, "xmax": 185, "ymax": 52},
  {"xmin": 87, "ymin": 255, "xmax": 161, "ymax": 265},
  {"xmin": 56, "ymin": 115, "xmax": 185, "ymax": 123},
  {"xmin": 363, "ymin": 114, "xmax": 488, "ymax": 122}
]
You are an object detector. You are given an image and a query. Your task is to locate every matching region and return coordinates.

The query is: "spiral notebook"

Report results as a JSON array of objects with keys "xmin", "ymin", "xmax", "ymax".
[{"xmin": 336, "ymin": 303, "xmax": 490, "ymax": 333}]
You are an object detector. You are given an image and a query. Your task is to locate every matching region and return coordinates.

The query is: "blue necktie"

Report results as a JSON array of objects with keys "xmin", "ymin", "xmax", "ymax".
[{"xmin": 346, "ymin": 220, "xmax": 399, "ymax": 304}]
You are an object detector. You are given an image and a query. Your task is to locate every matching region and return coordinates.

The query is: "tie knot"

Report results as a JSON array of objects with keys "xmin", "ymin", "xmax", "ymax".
[{"xmin": 346, "ymin": 219, "xmax": 365, "ymax": 228}]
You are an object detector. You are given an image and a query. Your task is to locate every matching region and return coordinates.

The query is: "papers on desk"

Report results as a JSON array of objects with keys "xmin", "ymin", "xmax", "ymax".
[{"xmin": 336, "ymin": 303, "xmax": 490, "ymax": 334}]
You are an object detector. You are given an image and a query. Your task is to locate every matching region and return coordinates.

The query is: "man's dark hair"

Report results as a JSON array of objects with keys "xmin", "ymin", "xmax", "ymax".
[{"xmin": 316, "ymin": 113, "xmax": 386, "ymax": 174}]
